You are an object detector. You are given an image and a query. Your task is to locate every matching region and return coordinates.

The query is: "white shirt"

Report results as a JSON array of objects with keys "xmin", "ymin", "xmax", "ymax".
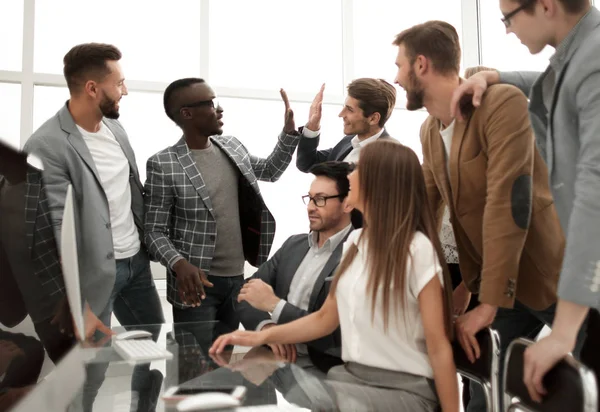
[
  {"xmin": 439, "ymin": 120, "xmax": 455, "ymax": 174},
  {"xmin": 335, "ymin": 229, "xmax": 444, "ymax": 378},
  {"xmin": 77, "ymin": 122, "xmax": 140, "ymax": 259},
  {"xmin": 438, "ymin": 121, "xmax": 458, "ymax": 264},
  {"xmin": 302, "ymin": 127, "xmax": 385, "ymax": 163}
]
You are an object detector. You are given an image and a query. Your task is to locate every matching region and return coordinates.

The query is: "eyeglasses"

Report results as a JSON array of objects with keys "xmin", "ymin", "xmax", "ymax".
[
  {"xmin": 178, "ymin": 98, "xmax": 221, "ymax": 113},
  {"xmin": 302, "ymin": 194, "xmax": 345, "ymax": 207},
  {"xmin": 501, "ymin": 0, "xmax": 534, "ymax": 28}
]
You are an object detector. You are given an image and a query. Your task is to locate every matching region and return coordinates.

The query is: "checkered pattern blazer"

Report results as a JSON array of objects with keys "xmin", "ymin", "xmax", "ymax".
[
  {"xmin": 144, "ymin": 131, "xmax": 299, "ymax": 308},
  {"xmin": 25, "ymin": 167, "xmax": 66, "ymax": 320}
]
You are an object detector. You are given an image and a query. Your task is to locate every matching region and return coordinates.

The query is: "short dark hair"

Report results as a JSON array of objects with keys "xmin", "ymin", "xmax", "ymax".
[
  {"xmin": 308, "ymin": 161, "xmax": 352, "ymax": 198},
  {"xmin": 347, "ymin": 78, "xmax": 397, "ymax": 127},
  {"xmin": 513, "ymin": 0, "xmax": 589, "ymax": 14},
  {"xmin": 393, "ymin": 21, "xmax": 461, "ymax": 76},
  {"xmin": 163, "ymin": 78, "xmax": 206, "ymax": 124},
  {"xmin": 63, "ymin": 43, "xmax": 122, "ymax": 93}
]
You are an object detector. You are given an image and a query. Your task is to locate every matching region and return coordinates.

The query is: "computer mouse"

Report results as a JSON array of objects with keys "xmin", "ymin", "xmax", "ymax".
[
  {"xmin": 176, "ymin": 392, "xmax": 241, "ymax": 411},
  {"xmin": 115, "ymin": 330, "xmax": 153, "ymax": 340}
]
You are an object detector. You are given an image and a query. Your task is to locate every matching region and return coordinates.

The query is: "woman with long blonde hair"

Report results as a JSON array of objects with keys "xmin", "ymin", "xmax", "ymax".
[{"xmin": 211, "ymin": 140, "xmax": 458, "ymax": 411}]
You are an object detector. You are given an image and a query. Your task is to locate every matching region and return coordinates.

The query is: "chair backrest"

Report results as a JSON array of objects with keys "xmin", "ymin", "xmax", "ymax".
[
  {"xmin": 503, "ymin": 337, "xmax": 598, "ymax": 412},
  {"xmin": 453, "ymin": 327, "xmax": 501, "ymax": 411}
]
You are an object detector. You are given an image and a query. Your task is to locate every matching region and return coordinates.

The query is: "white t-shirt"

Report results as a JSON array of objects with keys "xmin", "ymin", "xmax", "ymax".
[
  {"xmin": 335, "ymin": 229, "xmax": 444, "ymax": 378},
  {"xmin": 77, "ymin": 122, "xmax": 140, "ymax": 259},
  {"xmin": 439, "ymin": 119, "xmax": 455, "ymax": 174}
]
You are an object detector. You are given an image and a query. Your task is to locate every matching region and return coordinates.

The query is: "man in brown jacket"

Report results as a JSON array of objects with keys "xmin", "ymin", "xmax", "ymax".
[{"xmin": 392, "ymin": 21, "xmax": 583, "ymax": 412}]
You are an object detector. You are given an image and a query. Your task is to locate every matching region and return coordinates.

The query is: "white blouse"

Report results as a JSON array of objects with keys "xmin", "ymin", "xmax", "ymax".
[{"xmin": 335, "ymin": 229, "xmax": 444, "ymax": 378}]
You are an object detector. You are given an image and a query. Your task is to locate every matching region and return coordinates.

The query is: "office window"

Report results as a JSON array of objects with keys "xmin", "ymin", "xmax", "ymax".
[
  {"xmin": 209, "ymin": 0, "xmax": 344, "ymax": 95},
  {"xmin": 34, "ymin": 0, "xmax": 202, "ymax": 81},
  {"xmin": 0, "ymin": 1, "xmax": 24, "ymax": 71},
  {"xmin": 352, "ymin": 0, "xmax": 463, "ymax": 97},
  {"xmin": 218, "ymin": 96, "xmax": 343, "ymax": 251},
  {"xmin": 480, "ymin": 0, "xmax": 554, "ymax": 71},
  {"xmin": 383, "ymin": 108, "xmax": 430, "ymax": 162},
  {"xmin": 0, "ymin": 83, "xmax": 22, "ymax": 149}
]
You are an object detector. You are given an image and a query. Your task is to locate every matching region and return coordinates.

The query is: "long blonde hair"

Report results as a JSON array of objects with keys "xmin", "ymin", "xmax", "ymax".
[{"xmin": 330, "ymin": 140, "xmax": 454, "ymax": 339}]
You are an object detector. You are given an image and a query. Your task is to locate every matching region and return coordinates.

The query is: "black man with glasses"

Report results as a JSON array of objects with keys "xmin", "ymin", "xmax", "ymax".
[
  {"xmin": 144, "ymin": 78, "xmax": 300, "ymax": 350},
  {"xmin": 235, "ymin": 161, "xmax": 354, "ymax": 376}
]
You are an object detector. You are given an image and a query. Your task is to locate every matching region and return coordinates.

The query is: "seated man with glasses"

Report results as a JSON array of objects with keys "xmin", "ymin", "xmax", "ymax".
[
  {"xmin": 144, "ymin": 77, "xmax": 300, "ymax": 353},
  {"xmin": 235, "ymin": 161, "xmax": 354, "ymax": 377}
]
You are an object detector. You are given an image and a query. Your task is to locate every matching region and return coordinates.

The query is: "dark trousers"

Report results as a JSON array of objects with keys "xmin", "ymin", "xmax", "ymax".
[
  {"xmin": 448, "ymin": 263, "xmax": 478, "ymax": 409},
  {"xmin": 172, "ymin": 274, "xmax": 244, "ymax": 381}
]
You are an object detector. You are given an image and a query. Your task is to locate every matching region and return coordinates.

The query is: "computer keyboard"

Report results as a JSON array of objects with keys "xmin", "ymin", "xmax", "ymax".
[{"xmin": 113, "ymin": 338, "xmax": 173, "ymax": 362}]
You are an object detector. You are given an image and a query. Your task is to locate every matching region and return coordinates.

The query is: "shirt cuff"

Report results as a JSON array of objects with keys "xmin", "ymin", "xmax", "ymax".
[
  {"xmin": 302, "ymin": 127, "xmax": 320, "ymax": 138},
  {"xmin": 271, "ymin": 299, "xmax": 287, "ymax": 323},
  {"xmin": 169, "ymin": 256, "xmax": 184, "ymax": 271},
  {"xmin": 256, "ymin": 319, "xmax": 276, "ymax": 332}
]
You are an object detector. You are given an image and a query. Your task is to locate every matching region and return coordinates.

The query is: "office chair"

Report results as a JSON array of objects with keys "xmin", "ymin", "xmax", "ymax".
[
  {"xmin": 503, "ymin": 337, "xmax": 598, "ymax": 412},
  {"xmin": 453, "ymin": 327, "xmax": 501, "ymax": 412}
]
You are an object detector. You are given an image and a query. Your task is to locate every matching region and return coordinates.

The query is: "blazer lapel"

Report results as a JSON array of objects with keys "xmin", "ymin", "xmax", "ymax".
[
  {"xmin": 175, "ymin": 138, "xmax": 214, "ymax": 214},
  {"xmin": 58, "ymin": 106, "xmax": 104, "ymax": 187},
  {"xmin": 448, "ymin": 117, "xmax": 472, "ymax": 209},
  {"xmin": 427, "ymin": 122, "xmax": 453, "ymax": 208}
]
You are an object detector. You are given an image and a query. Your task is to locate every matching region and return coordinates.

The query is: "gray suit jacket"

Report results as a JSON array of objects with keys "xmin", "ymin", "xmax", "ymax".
[
  {"xmin": 237, "ymin": 232, "xmax": 351, "ymax": 371},
  {"xmin": 500, "ymin": 8, "xmax": 600, "ymax": 309},
  {"xmin": 296, "ymin": 128, "xmax": 391, "ymax": 173},
  {"xmin": 23, "ymin": 103, "xmax": 145, "ymax": 315}
]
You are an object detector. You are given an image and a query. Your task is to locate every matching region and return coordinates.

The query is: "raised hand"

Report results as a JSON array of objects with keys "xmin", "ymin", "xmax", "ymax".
[
  {"xmin": 280, "ymin": 88, "xmax": 296, "ymax": 134},
  {"xmin": 306, "ymin": 84, "xmax": 325, "ymax": 131}
]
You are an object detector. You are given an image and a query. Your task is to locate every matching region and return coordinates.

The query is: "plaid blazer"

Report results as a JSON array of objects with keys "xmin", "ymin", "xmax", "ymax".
[
  {"xmin": 0, "ymin": 166, "xmax": 64, "ymax": 325},
  {"xmin": 144, "ymin": 131, "xmax": 299, "ymax": 309},
  {"xmin": 25, "ymin": 167, "xmax": 66, "ymax": 320}
]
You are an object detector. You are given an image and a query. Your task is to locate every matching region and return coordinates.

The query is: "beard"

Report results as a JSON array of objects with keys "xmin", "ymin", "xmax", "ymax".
[
  {"xmin": 405, "ymin": 68, "xmax": 425, "ymax": 111},
  {"xmin": 99, "ymin": 93, "xmax": 120, "ymax": 119}
]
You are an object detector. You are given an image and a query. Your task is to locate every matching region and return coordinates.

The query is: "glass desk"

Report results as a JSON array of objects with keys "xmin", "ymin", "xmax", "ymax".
[{"xmin": 65, "ymin": 321, "xmax": 340, "ymax": 412}]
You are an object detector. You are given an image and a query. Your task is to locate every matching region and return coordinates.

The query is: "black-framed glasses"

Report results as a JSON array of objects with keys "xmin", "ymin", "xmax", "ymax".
[
  {"xmin": 179, "ymin": 97, "xmax": 221, "ymax": 113},
  {"xmin": 501, "ymin": 0, "xmax": 535, "ymax": 28},
  {"xmin": 302, "ymin": 194, "xmax": 345, "ymax": 207}
]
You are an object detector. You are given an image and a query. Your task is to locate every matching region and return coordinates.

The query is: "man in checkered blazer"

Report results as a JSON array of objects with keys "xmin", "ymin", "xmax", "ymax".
[{"xmin": 144, "ymin": 78, "xmax": 300, "ymax": 347}]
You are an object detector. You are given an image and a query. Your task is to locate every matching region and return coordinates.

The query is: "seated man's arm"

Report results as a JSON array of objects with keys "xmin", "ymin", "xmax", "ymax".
[{"xmin": 237, "ymin": 238, "xmax": 292, "ymax": 331}]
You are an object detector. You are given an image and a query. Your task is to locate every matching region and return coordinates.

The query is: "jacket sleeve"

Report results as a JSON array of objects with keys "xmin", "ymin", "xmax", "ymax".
[
  {"xmin": 236, "ymin": 238, "xmax": 291, "ymax": 331},
  {"xmin": 478, "ymin": 86, "xmax": 535, "ymax": 308},
  {"xmin": 296, "ymin": 133, "xmax": 332, "ymax": 173},
  {"xmin": 558, "ymin": 68, "xmax": 600, "ymax": 309},
  {"xmin": 23, "ymin": 137, "xmax": 70, "ymax": 253},
  {"xmin": 248, "ymin": 131, "xmax": 300, "ymax": 182},
  {"xmin": 498, "ymin": 71, "xmax": 542, "ymax": 98},
  {"xmin": 143, "ymin": 156, "xmax": 182, "ymax": 269}
]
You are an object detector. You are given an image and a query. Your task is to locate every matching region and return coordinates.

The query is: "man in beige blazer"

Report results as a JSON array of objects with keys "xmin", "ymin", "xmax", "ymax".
[{"xmin": 392, "ymin": 20, "xmax": 582, "ymax": 412}]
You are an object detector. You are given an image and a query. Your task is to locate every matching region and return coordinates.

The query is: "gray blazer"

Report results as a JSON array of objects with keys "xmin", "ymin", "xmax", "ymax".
[
  {"xmin": 236, "ymin": 232, "xmax": 351, "ymax": 371},
  {"xmin": 23, "ymin": 103, "xmax": 145, "ymax": 315},
  {"xmin": 500, "ymin": 8, "xmax": 600, "ymax": 309}
]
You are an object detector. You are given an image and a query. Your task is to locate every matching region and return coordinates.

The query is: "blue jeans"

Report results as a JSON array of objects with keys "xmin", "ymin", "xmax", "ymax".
[
  {"xmin": 82, "ymin": 249, "xmax": 164, "ymax": 412},
  {"xmin": 467, "ymin": 300, "xmax": 587, "ymax": 412}
]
